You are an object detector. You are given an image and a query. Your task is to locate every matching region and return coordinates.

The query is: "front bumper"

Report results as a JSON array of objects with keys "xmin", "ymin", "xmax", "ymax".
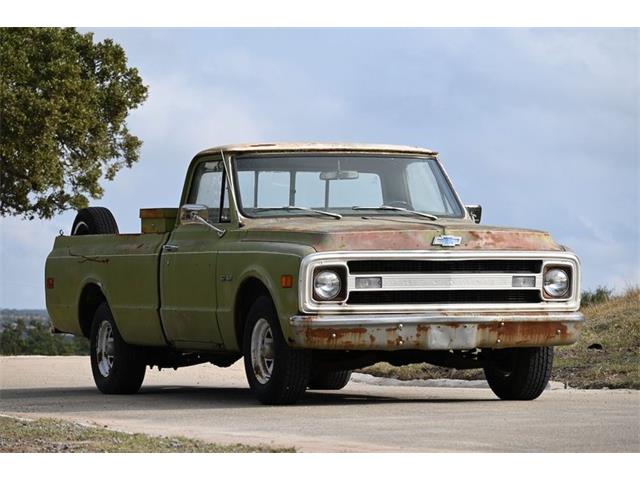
[{"xmin": 288, "ymin": 312, "xmax": 584, "ymax": 350}]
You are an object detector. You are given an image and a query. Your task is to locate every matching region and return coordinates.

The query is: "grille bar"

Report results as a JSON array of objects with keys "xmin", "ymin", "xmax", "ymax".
[
  {"xmin": 348, "ymin": 272, "xmax": 539, "ymax": 291},
  {"xmin": 347, "ymin": 289, "xmax": 542, "ymax": 305},
  {"xmin": 347, "ymin": 259, "xmax": 542, "ymax": 274}
]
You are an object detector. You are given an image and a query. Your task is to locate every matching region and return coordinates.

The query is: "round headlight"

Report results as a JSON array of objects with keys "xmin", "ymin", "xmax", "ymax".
[
  {"xmin": 544, "ymin": 268, "xmax": 569, "ymax": 297},
  {"xmin": 314, "ymin": 270, "xmax": 342, "ymax": 300}
]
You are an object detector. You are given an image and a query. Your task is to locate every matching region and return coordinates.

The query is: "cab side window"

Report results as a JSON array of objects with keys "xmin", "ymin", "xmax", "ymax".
[{"xmin": 188, "ymin": 160, "xmax": 230, "ymax": 223}]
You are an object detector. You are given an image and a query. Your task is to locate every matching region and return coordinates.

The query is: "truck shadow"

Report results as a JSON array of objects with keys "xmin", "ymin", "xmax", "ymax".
[{"xmin": 0, "ymin": 385, "xmax": 497, "ymax": 414}]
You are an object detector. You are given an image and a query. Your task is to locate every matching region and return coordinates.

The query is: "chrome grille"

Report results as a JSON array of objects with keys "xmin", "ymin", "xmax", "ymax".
[
  {"xmin": 299, "ymin": 251, "xmax": 580, "ymax": 313},
  {"xmin": 347, "ymin": 289, "xmax": 542, "ymax": 305},
  {"xmin": 347, "ymin": 259, "xmax": 542, "ymax": 274}
]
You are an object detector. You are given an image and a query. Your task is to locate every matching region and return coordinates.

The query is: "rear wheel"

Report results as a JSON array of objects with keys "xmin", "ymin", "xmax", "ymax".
[
  {"xmin": 90, "ymin": 302, "xmax": 145, "ymax": 394},
  {"xmin": 72, "ymin": 207, "xmax": 119, "ymax": 235},
  {"xmin": 309, "ymin": 370, "xmax": 352, "ymax": 390},
  {"xmin": 484, "ymin": 347, "xmax": 554, "ymax": 400},
  {"xmin": 242, "ymin": 296, "xmax": 311, "ymax": 405}
]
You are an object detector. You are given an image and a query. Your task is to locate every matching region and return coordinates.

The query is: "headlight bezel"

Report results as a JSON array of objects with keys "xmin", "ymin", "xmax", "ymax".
[
  {"xmin": 312, "ymin": 267, "xmax": 347, "ymax": 302},
  {"xmin": 542, "ymin": 265, "xmax": 572, "ymax": 299}
]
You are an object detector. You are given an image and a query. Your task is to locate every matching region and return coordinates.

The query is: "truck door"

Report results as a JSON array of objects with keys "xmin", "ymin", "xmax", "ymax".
[{"xmin": 159, "ymin": 157, "xmax": 230, "ymax": 349}]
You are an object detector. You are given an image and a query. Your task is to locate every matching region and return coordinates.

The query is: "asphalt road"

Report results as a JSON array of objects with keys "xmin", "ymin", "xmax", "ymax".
[{"xmin": 1, "ymin": 356, "xmax": 638, "ymax": 452}]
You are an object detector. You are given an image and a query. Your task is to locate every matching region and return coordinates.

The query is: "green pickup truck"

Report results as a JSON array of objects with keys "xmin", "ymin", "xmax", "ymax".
[{"xmin": 45, "ymin": 143, "xmax": 583, "ymax": 404}]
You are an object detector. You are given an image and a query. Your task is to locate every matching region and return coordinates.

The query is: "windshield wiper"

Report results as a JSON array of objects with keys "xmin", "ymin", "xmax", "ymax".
[
  {"xmin": 252, "ymin": 206, "xmax": 342, "ymax": 220},
  {"xmin": 352, "ymin": 205, "xmax": 439, "ymax": 221}
]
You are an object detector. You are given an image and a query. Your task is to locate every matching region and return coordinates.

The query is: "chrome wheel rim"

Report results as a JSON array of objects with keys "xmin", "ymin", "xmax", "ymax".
[
  {"xmin": 96, "ymin": 320, "xmax": 115, "ymax": 377},
  {"xmin": 250, "ymin": 318, "xmax": 274, "ymax": 385}
]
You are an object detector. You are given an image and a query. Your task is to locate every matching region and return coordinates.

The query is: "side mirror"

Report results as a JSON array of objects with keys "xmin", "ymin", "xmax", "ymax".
[
  {"xmin": 180, "ymin": 204, "xmax": 226, "ymax": 237},
  {"xmin": 466, "ymin": 205, "xmax": 482, "ymax": 224},
  {"xmin": 180, "ymin": 204, "xmax": 209, "ymax": 225}
]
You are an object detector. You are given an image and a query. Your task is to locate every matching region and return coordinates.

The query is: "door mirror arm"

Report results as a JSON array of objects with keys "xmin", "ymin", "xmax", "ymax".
[
  {"xmin": 190, "ymin": 212, "xmax": 226, "ymax": 237},
  {"xmin": 180, "ymin": 204, "xmax": 226, "ymax": 237}
]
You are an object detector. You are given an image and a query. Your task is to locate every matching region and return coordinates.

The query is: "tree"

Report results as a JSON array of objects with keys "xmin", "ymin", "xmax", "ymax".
[
  {"xmin": 0, "ymin": 28, "xmax": 148, "ymax": 219},
  {"xmin": 0, "ymin": 318, "xmax": 89, "ymax": 355},
  {"xmin": 0, "ymin": 319, "xmax": 27, "ymax": 355}
]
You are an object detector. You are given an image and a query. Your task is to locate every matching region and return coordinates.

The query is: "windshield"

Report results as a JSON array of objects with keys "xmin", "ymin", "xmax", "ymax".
[{"xmin": 233, "ymin": 154, "xmax": 464, "ymax": 218}]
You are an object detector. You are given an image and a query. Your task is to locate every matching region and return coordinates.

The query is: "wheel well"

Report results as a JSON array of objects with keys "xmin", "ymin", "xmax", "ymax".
[
  {"xmin": 234, "ymin": 277, "xmax": 271, "ymax": 345},
  {"xmin": 78, "ymin": 284, "xmax": 106, "ymax": 338}
]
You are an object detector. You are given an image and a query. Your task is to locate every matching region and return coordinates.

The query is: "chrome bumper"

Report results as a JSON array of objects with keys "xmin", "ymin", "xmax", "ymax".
[{"xmin": 288, "ymin": 312, "xmax": 584, "ymax": 351}]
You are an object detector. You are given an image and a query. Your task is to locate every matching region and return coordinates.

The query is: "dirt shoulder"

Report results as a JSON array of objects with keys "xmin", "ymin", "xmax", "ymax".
[{"xmin": 360, "ymin": 289, "xmax": 640, "ymax": 389}]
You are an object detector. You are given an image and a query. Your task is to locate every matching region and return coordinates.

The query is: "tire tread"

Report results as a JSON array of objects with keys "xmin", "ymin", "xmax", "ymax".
[
  {"xmin": 484, "ymin": 347, "xmax": 554, "ymax": 400},
  {"xmin": 309, "ymin": 370, "xmax": 352, "ymax": 390},
  {"xmin": 72, "ymin": 207, "xmax": 119, "ymax": 235}
]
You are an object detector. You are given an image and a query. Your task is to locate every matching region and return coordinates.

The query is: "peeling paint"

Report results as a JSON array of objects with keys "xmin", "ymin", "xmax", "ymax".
[{"xmin": 242, "ymin": 217, "xmax": 562, "ymax": 252}]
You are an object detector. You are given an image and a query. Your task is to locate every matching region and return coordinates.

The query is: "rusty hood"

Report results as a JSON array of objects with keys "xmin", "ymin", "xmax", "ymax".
[{"xmin": 242, "ymin": 217, "xmax": 563, "ymax": 252}]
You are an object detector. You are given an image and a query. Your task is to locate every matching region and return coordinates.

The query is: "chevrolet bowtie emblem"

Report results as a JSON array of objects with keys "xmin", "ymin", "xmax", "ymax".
[{"xmin": 432, "ymin": 235, "xmax": 462, "ymax": 247}]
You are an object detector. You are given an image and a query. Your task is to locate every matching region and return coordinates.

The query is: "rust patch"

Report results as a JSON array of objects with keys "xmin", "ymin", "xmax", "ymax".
[
  {"xmin": 291, "ymin": 320, "xmax": 581, "ymax": 351},
  {"xmin": 318, "ymin": 230, "xmax": 441, "ymax": 251},
  {"xmin": 478, "ymin": 321, "xmax": 575, "ymax": 348},
  {"xmin": 458, "ymin": 230, "xmax": 560, "ymax": 251},
  {"xmin": 303, "ymin": 326, "xmax": 369, "ymax": 349}
]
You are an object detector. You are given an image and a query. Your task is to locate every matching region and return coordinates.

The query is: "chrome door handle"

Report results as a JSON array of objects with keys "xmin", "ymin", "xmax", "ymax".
[{"xmin": 162, "ymin": 244, "xmax": 179, "ymax": 252}]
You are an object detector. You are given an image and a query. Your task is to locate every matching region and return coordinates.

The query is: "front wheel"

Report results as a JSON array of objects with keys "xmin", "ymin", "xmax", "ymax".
[
  {"xmin": 484, "ymin": 347, "xmax": 554, "ymax": 400},
  {"xmin": 242, "ymin": 296, "xmax": 311, "ymax": 405},
  {"xmin": 90, "ymin": 302, "xmax": 146, "ymax": 394}
]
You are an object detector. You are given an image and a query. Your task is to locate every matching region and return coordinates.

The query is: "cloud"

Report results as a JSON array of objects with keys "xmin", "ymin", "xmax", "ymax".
[{"xmin": 1, "ymin": 28, "xmax": 637, "ymax": 307}]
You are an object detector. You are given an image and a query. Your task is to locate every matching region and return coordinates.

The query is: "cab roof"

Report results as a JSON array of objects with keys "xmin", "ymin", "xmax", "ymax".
[{"xmin": 196, "ymin": 142, "xmax": 438, "ymax": 157}]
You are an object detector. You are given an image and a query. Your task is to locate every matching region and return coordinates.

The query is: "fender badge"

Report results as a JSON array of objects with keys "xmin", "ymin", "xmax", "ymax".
[{"xmin": 432, "ymin": 235, "xmax": 462, "ymax": 247}]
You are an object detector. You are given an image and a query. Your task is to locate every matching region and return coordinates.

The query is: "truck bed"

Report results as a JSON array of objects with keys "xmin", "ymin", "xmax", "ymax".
[{"xmin": 45, "ymin": 233, "xmax": 169, "ymax": 346}]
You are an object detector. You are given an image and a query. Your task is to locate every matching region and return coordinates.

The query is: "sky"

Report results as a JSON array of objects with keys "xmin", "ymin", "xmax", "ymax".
[{"xmin": 0, "ymin": 28, "xmax": 638, "ymax": 308}]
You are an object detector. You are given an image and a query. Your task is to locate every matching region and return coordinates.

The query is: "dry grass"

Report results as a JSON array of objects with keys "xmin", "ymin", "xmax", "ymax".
[
  {"xmin": 553, "ymin": 287, "xmax": 639, "ymax": 388},
  {"xmin": 359, "ymin": 288, "xmax": 640, "ymax": 389},
  {"xmin": 0, "ymin": 416, "xmax": 295, "ymax": 453}
]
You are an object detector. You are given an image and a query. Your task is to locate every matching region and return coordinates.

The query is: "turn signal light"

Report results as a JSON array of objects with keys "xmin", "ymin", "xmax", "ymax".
[
  {"xmin": 280, "ymin": 275, "xmax": 294, "ymax": 288},
  {"xmin": 46, "ymin": 277, "xmax": 55, "ymax": 289}
]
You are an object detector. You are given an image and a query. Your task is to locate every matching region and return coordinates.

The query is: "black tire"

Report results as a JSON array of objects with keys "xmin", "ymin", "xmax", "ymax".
[
  {"xmin": 484, "ymin": 347, "xmax": 554, "ymax": 400},
  {"xmin": 242, "ymin": 296, "xmax": 312, "ymax": 405},
  {"xmin": 309, "ymin": 370, "xmax": 352, "ymax": 390},
  {"xmin": 71, "ymin": 207, "xmax": 119, "ymax": 235},
  {"xmin": 90, "ymin": 302, "xmax": 146, "ymax": 394}
]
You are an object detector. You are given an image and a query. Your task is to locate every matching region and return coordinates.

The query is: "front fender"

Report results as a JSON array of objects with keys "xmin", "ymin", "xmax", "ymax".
[{"xmin": 216, "ymin": 242, "xmax": 315, "ymax": 350}]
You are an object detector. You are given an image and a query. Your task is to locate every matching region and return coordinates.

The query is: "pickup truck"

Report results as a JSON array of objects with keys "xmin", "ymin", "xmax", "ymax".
[{"xmin": 45, "ymin": 143, "xmax": 583, "ymax": 404}]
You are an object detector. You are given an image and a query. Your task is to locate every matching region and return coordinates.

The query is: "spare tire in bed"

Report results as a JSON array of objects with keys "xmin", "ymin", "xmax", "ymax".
[{"xmin": 71, "ymin": 207, "xmax": 119, "ymax": 235}]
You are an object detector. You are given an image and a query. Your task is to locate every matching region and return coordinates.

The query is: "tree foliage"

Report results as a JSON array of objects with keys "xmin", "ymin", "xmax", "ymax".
[
  {"xmin": 581, "ymin": 286, "xmax": 613, "ymax": 308},
  {"xmin": 0, "ymin": 319, "xmax": 89, "ymax": 355},
  {"xmin": 0, "ymin": 28, "xmax": 148, "ymax": 219}
]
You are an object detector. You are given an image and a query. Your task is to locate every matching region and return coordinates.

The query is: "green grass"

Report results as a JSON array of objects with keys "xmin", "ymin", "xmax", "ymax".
[
  {"xmin": 359, "ymin": 288, "xmax": 640, "ymax": 389},
  {"xmin": 0, "ymin": 416, "xmax": 295, "ymax": 453}
]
